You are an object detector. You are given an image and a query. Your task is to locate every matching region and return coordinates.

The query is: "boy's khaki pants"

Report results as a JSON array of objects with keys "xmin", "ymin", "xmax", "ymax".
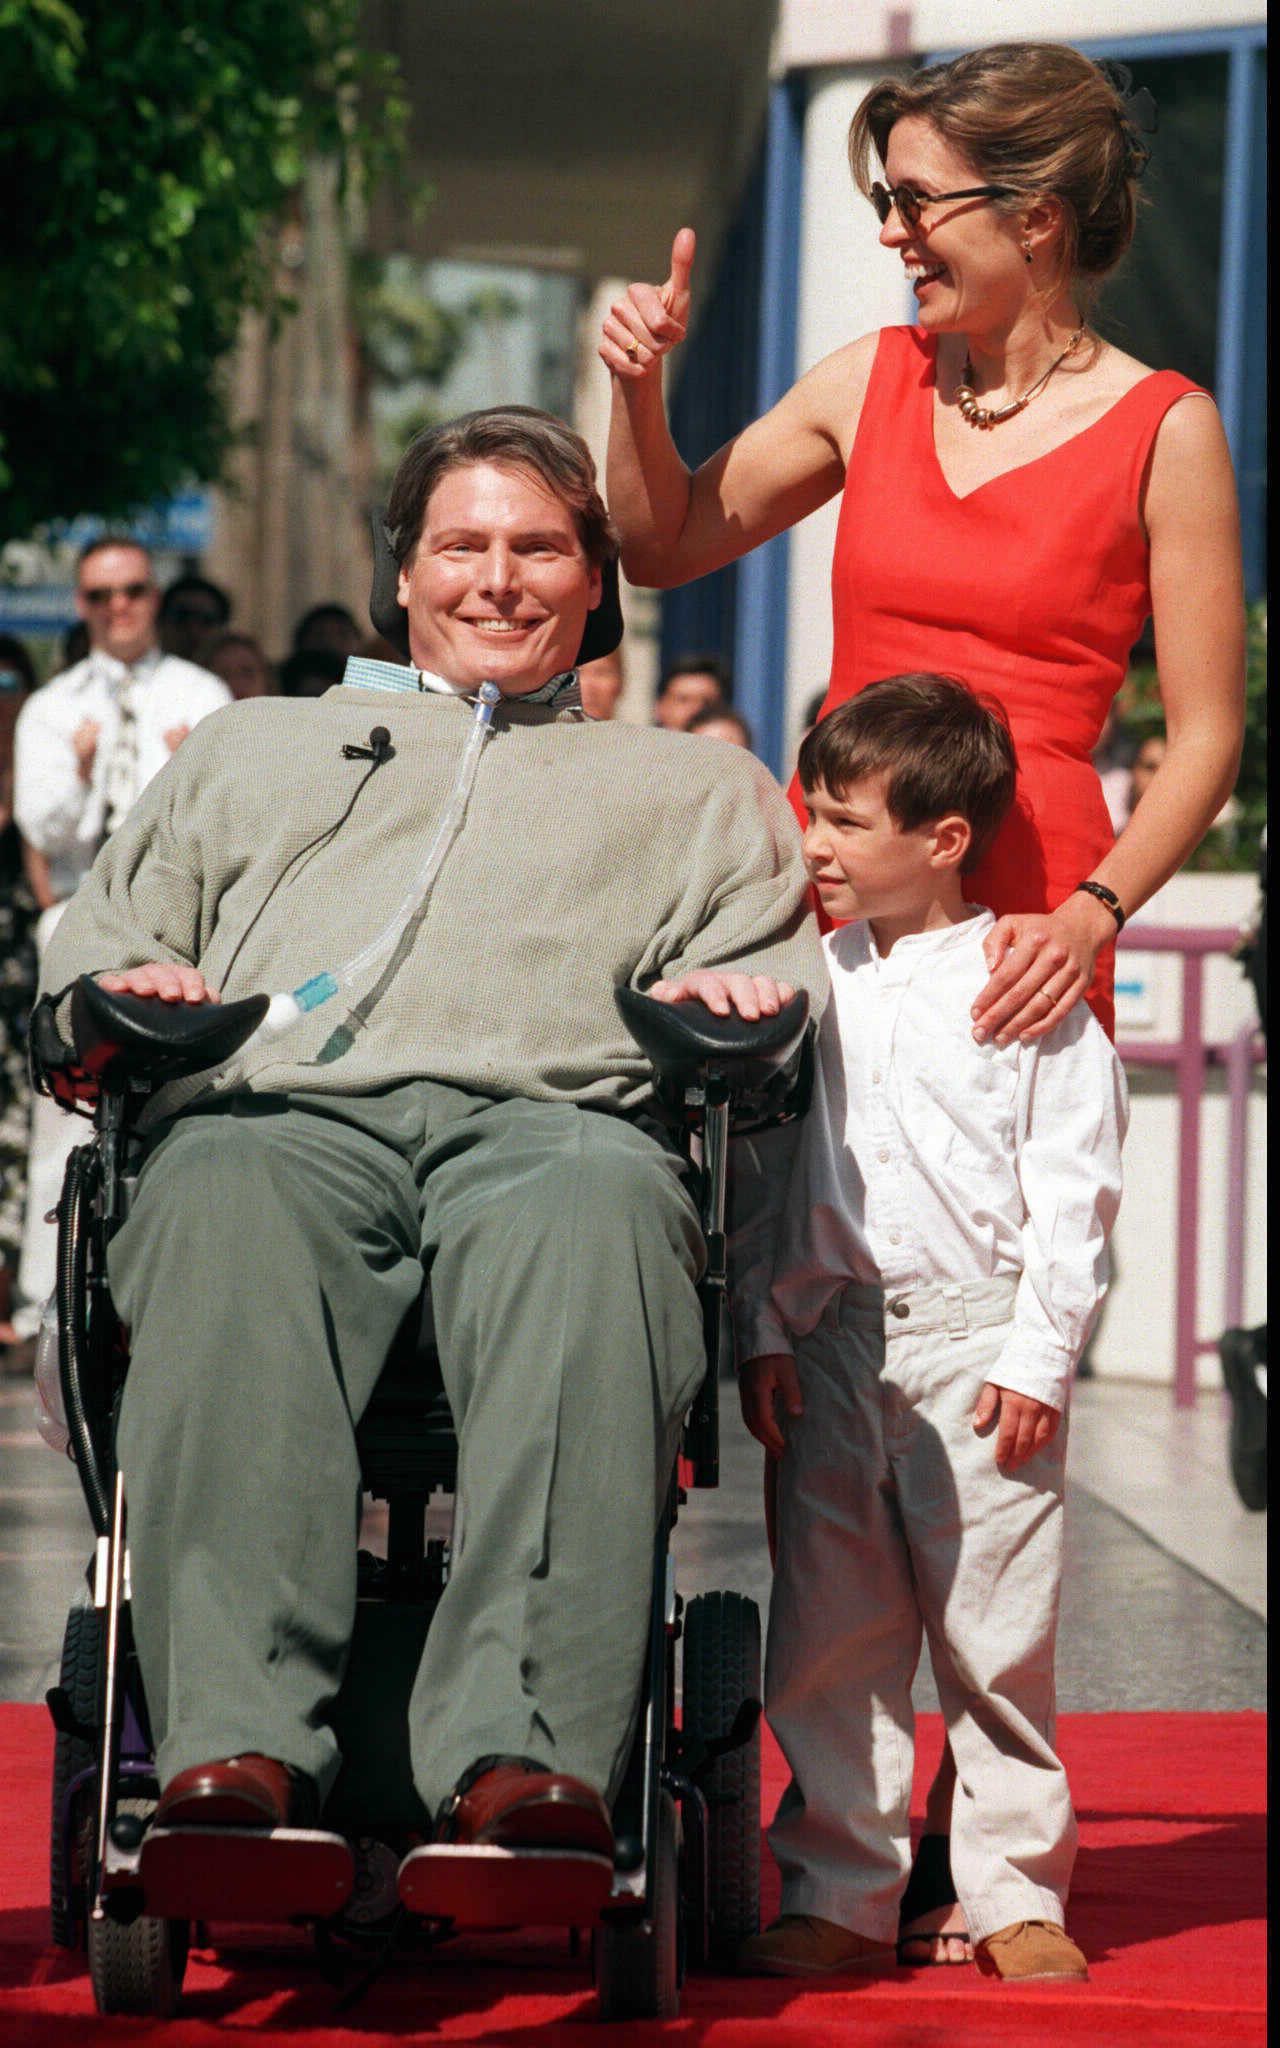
[{"xmin": 766, "ymin": 1278, "xmax": 1074, "ymax": 1946}]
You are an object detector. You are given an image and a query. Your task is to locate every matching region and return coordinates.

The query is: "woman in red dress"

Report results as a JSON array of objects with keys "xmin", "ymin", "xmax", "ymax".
[
  {"xmin": 600, "ymin": 42, "xmax": 1245, "ymax": 1962},
  {"xmin": 600, "ymin": 42, "xmax": 1243, "ymax": 1048}
]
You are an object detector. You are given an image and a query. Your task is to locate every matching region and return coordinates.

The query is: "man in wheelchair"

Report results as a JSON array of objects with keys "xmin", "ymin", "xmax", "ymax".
[{"xmin": 38, "ymin": 408, "xmax": 823, "ymax": 1921}]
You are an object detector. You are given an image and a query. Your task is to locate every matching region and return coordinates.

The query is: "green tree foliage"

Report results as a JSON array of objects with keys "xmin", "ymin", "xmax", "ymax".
[
  {"xmin": 351, "ymin": 255, "xmax": 523, "ymax": 490},
  {"xmin": 0, "ymin": 0, "xmax": 408, "ymax": 536}
]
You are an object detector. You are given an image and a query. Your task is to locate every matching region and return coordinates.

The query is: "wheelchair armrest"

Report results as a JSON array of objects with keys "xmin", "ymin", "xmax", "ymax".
[
  {"xmin": 32, "ymin": 976, "xmax": 269, "ymax": 1103},
  {"xmin": 615, "ymin": 986, "xmax": 810, "ymax": 1091}
]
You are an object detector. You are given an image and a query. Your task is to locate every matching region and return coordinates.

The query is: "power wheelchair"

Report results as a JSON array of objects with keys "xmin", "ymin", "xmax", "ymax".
[{"xmin": 33, "ymin": 972, "xmax": 810, "ymax": 2021}]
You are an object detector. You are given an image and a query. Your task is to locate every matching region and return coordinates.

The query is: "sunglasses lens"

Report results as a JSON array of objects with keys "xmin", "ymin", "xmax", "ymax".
[
  {"xmin": 83, "ymin": 583, "xmax": 151, "ymax": 605},
  {"xmin": 871, "ymin": 184, "xmax": 920, "ymax": 229}
]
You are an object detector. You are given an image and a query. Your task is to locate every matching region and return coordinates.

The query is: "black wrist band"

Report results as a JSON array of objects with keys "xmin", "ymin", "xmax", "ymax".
[{"xmin": 1074, "ymin": 880, "xmax": 1126, "ymax": 931}]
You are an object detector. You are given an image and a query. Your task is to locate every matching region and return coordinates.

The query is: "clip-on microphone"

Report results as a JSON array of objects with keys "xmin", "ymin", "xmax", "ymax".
[{"xmin": 342, "ymin": 726, "xmax": 394, "ymax": 764}]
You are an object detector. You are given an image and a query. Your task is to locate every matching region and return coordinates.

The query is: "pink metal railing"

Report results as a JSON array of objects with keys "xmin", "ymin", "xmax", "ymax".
[{"xmin": 1115, "ymin": 925, "xmax": 1266, "ymax": 1407}]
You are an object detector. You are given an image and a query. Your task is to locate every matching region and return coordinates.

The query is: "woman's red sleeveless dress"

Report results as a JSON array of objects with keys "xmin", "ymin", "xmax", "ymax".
[{"xmin": 807, "ymin": 325, "xmax": 1203, "ymax": 1038}]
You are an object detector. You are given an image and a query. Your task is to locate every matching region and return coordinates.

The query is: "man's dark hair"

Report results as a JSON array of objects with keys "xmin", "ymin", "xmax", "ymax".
[
  {"xmin": 798, "ymin": 673, "xmax": 1017, "ymax": 872},
  {"xmin": 159, "ymin": 573, "xmax": 231, "ymax": 627},
  {"xmin": 385, "ymin": 405, "xmax": 619, "ymax": 572},
  {"xmin": 658, "ymin": 650, "xmax": 732, "ymax": 700},
  {"xmin": 278, "ymin": 649, "xmax": 346, "ymax": 699},
  {"xmin": 292, "ymin": 603, "xmax": 360, "ymax": 652},
  {"xmin": 76, "ymin": 532, "xmax": 151, "ymax": 574},
  {"xmin": 687, "ymin": 705, "xmax": 754, "ymax": 749}
]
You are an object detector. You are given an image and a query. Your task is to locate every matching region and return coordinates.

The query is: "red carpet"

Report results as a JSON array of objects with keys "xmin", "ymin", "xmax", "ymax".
[{"xmin": 0, "ymin": 1706, "xmax": 1265, "ymax": 2044}]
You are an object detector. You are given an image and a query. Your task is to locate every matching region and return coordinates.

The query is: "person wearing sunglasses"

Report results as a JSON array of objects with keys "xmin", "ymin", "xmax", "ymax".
[
  {"xmin": 6, "ymin": 536, "xmax": 230, "ymax": 1359},
  {"xmin": 602, "ymin": 36, "xmax": 1244, "ymax": 1979},
  {"xmin": 601, "ymin": 39, "xmax": 1243, "ymax": 1049}
]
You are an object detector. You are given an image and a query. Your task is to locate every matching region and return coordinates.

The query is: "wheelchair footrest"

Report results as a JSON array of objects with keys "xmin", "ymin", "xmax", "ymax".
[
  {"xmin": 139, "ymin": 1825, "xmax": 355, "ymax": 1921},
  {"xmin": 397, "ymin": 1843, "xmax": 614, "ymax": 1926}
]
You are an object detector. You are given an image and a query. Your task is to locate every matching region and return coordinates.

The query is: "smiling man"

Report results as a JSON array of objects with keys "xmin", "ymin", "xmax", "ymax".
[{"xmin": 40, "ymin": 407, "xmax": 823, "ymax": 1871}]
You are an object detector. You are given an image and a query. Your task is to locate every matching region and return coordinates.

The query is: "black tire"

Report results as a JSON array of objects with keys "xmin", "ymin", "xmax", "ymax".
[
  {"xmin": 50, "ymin": 1591, "xmax": 103, "ymax": 1948},
  {"xmin": 87, "ymin": 1801, "xmax": 188, "ymax": 2017},
  {"xmin": 592, "ymin": 1787, "xmax": 681, "ymax": 2020},
  {"xmin": 682, "ymin": 1590, "xmax": 762, "ymax": 1963}
]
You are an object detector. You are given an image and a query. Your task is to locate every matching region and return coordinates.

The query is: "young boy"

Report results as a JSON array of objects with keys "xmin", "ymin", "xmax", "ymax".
[{"xmin": 735, "ymin": 674, "xmax": 1127, "ymax": 1984}]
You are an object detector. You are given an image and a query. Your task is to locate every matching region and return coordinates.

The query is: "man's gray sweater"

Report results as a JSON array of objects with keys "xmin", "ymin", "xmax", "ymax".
[{"xmin": 41, "ymin": 683, "xmax": 826, "ymax": 1120}]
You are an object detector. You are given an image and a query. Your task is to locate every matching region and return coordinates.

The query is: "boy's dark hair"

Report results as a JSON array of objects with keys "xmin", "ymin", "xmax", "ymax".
[{"xmin": 798, "ymin": 673, "xmax": 1017, "ymax": 873}]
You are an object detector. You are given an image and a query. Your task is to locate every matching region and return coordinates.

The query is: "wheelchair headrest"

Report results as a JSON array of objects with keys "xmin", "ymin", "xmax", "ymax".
[{"xmin": 369, "ymin": 512, "xmax": 624, "ymax": 668}]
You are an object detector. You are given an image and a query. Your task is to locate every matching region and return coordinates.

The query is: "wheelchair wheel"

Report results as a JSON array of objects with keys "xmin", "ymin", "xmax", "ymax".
[
  {"xmin": 87, "ymin": 1802, "xmax": 188, "ymax": 2017},
  {"xmin": 50, "ymin": 1591, "xmax": 103, "ymax": 1948},
  {"xmin": 592, "ymin": 1787, "xmax": 681, "ymax": 2020},
  {"xmin": 682, "ymin": 1590, "xmax": 762, "ymax": 1963}
]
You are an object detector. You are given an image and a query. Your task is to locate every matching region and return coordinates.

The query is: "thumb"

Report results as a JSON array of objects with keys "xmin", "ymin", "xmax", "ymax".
[
  {"xmin": 983, "ymin": 914, "xmax": 1022, "ymax": 971},
  {"xmin": 663, "ymin": 226, "xmax": 696, "ymax": 316},
  {"xmin": 973, "ymin": 1382, "xmax": 1000, "ymax": 1433}
]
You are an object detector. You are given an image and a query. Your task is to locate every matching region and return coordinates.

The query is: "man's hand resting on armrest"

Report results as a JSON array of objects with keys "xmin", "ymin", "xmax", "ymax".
[
  {"xmin": 649, "ymin": 969, "xmax": 795, "ymax": 1019},
  {"xmin": 96, "ymin": 964, "xmax": 220, "ymax": 1005}
]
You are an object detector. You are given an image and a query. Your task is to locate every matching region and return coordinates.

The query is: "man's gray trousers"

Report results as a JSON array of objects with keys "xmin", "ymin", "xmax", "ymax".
[{"xmin": 109, "ymin": 1081, "xmax": 706, "ymax": 1816}]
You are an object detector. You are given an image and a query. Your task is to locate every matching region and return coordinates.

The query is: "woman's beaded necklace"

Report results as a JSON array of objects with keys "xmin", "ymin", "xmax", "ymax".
[{"xmin": 955, "ymin": 324, "xmax": 1086, "ymax": 430}]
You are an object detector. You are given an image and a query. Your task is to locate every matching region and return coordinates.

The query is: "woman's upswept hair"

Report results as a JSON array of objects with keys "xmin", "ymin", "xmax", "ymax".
[
  {"xmin": 386, "ymin": 405, "xmax": 619, "ymax": 570},
  {"xmin": 798, "ymin": 674, "xmax": 1017, "ymax": 873},
  {"xmin": 848, "ymin": 42, "xmax": 1149, "ymax": 302}
]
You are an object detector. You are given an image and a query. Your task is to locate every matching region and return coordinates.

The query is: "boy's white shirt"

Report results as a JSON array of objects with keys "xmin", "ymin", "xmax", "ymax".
[{"xmin": 732, "ymin": 909, "xmax": 1129, "ymax": 1413}]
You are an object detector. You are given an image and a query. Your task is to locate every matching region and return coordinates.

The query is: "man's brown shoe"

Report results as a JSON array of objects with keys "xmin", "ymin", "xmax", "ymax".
[
  {"xmin": 738, "ymin": 1914, "xmax": 896, "ymax": 1977},
  {"xmin": 439, "ymin": 1757, "xmax": 613, "ymax": 1859},
  {"xmin": 975, "ymin": 1920, "xmax": 1089, "ymax": 1981},
  {"xmin": 156, "ymin": 1754, "xmax": 311, "ymax": 1829}
]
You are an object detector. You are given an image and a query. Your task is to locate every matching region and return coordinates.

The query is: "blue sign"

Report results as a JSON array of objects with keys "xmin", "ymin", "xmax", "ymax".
[{"xmin": 0, "ymin": 586, "xmax": 78, "ymax": 635}]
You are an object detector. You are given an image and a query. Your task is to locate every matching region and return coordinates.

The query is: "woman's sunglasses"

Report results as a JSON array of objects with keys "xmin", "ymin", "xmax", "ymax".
[{"xmin": 869, "ymin": 181, "xmax": 1018, "ymax": 230}]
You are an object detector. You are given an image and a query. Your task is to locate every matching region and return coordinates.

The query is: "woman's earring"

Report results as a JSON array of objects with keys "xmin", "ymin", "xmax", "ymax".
[{"xmin": 1022, "ymin": 239, "xmax": 1033, "ymax": 265}]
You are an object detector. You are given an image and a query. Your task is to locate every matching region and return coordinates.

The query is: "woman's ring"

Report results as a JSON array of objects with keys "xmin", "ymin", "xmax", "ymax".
[{"xmin": 625, "ymin": 341, "xmax": 641, "ymax": 362}]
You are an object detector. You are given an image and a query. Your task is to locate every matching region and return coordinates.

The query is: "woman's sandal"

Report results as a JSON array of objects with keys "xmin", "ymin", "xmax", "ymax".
[{"xmin": 897, "ymin": 1834, "xmax": 972, "ymax": 1966}]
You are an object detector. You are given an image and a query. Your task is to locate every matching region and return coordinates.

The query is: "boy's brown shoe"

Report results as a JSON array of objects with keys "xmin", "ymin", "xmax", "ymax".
[
  {"xmin": 975, "ymin": 1920, "xmax": 1089, "ymax": 1981},
  {"xmin": 738, "ymin": 1914, "xmax": 896, "ymax": 1976}
]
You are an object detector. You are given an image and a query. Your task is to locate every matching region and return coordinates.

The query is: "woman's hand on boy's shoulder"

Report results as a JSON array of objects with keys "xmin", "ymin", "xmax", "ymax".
[
  {"xmin": 739, "ymin": 1352, "xmax": 804, "ymax": 1456},
  {"xmin": 973, "ymin": 1381, "xmax": 1061, "ymax": 1471}
]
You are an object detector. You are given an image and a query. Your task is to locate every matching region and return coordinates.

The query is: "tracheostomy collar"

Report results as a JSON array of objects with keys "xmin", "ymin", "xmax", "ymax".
[{"xmin": 340, "ymin": 654, "xmax": 583, "ymax": 712}]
